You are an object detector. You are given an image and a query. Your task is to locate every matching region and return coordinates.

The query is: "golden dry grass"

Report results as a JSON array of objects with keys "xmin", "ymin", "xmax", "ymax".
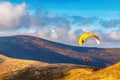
[
  {"xmin": 60, "ymin": 62, "xmax": 120, "ymax": 80},
  {"xmin": 0, "ymin": 54, "xmax": 47, "ymax": 75},
  {"xmin": 0, "ymin": 54, "xmax": 120, "ymax": 80},
  {"xmin": 0, "ymin": 76, "xmax": 2, "ymax": 80}
]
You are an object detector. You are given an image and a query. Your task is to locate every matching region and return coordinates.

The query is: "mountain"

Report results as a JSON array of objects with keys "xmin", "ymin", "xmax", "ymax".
[
  {"xmin": 0, "ymin": 35, "xmax": 120, "ymax": 67},
  {"xmin": 0, "ymin": 35, "xmax": 82, "ymax": 64}
]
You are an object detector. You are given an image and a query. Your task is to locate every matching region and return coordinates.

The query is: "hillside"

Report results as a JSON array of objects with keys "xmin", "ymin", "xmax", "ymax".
[
  {"xmin": 59, "ymin": 62, "xmax": 120, "ymax": 80},
  {"xmin": 0, "ymin": 54, "xmax": 47, "ymax": 75},
  {"xmin": 0, "ymin": 35, "xmax": 82, "ymax": 65},
  {"xmin": 1, "ymin": 64, "xmax": 94, "ymax": 80},
  {"xmin": 0, "ymin": 55, "xmax": 119, "ymax": 80},
  {"xmin": 0, "ymin": 55, "xmax": 95, "ymax": 80},
  {"xmin": 0, "ymin": 35, "xmax": 120, "ymax": 67}
]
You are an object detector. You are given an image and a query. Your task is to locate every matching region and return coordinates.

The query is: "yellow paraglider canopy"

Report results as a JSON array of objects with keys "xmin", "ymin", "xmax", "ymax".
[{"xmin": 78, "ymin": 32, "xmax": 100, "ymax": 46}]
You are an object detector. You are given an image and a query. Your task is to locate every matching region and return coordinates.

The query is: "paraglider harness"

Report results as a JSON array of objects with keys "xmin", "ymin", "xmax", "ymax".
[{"xmin": 85, "ymin": 57, "xmax": 89, "ymax": 64}]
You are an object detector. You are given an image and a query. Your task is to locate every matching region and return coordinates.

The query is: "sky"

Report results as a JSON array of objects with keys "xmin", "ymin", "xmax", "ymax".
[{"xmin": 0, "ymin": 0, "xmax": 120, "ymax": 48}]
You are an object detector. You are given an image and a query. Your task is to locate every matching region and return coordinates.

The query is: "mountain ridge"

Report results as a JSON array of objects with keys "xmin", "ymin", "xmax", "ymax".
[{"xmin": 0, "ymin": 35, "xmax": 120, "ymax": 67}]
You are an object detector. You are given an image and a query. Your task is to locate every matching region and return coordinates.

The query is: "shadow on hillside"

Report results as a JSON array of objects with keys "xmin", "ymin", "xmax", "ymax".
[{"xmin": 85, "ymin": 57, "xmax": 112, "ymax": 68}]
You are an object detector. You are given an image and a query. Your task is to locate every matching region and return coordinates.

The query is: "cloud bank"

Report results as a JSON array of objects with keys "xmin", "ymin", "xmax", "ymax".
[
  {"xmin": 0, "ymin": 2, "xmax": 120, "ymax": 48},
  {"xmin": 0, "ymin": 2, "xmax": 29, "ymax": 30}
]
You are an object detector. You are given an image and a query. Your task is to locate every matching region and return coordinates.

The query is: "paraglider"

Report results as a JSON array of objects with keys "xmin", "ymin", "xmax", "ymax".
[
  {"xmin": 78, "ymin": 32, "xmax": 100, "ymax": 64},
  {"xmin": 78, "ymin": 32, "xmax": 100, "ymax": 46}
]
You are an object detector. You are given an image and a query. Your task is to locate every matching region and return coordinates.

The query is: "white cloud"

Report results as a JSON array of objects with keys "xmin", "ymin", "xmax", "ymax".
[
  {"xmin": 68, "ymin": 30, "xmax": 77, "ymax": 42},
  {"xmin": 37, "ymin": 28, "xmax": 50, "ymax": 39},
  {"xmin": 108, "ymin": 31, "xmax": 120, "ymax": 40},
  {"xmin": 50, "ymin": 30, "xmax": 58, "ymax": 40},
  {"xmin": 0, "ymin": 2, "xmax": 27, "ymax": 30}
]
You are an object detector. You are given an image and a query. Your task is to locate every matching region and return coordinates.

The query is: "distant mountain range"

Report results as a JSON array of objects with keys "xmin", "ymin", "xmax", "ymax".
[{"xmin": 0, "ymin": 35, "xmax": 120, "ymax": 67}]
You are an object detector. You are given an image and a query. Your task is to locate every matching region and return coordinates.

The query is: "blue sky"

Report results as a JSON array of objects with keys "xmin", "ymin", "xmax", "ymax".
[
  {"xmin": 0, "ymin": 0, "xmax": 120, "ymax": 47},
  {"xmin": 4, "ymin": 0, "xmax": 120, "ymax": 17},
  {"xmin": 2, "ymin": 0, "xmax": 120, "ymax": 19},
  {"xmin": 5, "ymin": 0, "xmax": 120, "ymax": 10}
]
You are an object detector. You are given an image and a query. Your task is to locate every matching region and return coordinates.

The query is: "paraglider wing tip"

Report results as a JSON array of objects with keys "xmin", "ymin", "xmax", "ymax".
[{"xmin": 96, "ymin": 39, "xmax": 100, "ymax": 44}]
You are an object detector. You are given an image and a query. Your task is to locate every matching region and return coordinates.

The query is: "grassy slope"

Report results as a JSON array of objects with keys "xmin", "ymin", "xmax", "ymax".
[
  {"xmin": 0, "ymin": 54, "xmax": 120, "ymax": 80},
  {"xmin": 1, "ymin": 64, "xmax": 93, "ymax": 80},
  {"xmin": 60, "ymin": 62, "xmax": 120, "ymax": 80},
  {"xmin": 0, "ymin": 54, "xmax": 47, "ymax": 76}
]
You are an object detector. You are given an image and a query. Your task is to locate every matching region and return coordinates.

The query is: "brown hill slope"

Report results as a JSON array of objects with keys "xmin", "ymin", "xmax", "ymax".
[
  {"xmin": 0, "ymin": 54, "xmax": 47, "ymax": 75},
  {"xmin": 0, "ymin": 35, "xmax": 120, "ymax": 67},
  {"xmin": 60, "ymin": 62, "xmax": 120, "ymax": 80}
]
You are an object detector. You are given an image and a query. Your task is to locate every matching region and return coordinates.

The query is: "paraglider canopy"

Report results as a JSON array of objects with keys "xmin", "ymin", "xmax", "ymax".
[{"xmin": 78, "ymin": 32, "xmax": 100, "ymax": 46}]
